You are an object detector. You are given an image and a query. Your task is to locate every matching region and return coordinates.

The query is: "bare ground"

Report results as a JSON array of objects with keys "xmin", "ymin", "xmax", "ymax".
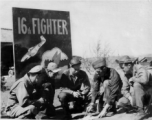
[{"xmin": 1, "ymin": 89, "xmax": 152, "ymax": 120}]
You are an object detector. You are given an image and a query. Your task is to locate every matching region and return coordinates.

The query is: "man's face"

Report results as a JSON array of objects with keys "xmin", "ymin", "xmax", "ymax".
[
  {"xmin": 121, "ymin": 63, "xmax": 133, "ymax": 74},
  {"xmin": 30, "ymin": 73, "xmax": 43, "ymax": 87},
  {"xmin": 71, "ymin": 64, "xmax": 81, "ymax": 75},
  {"xmin": 95, "ymin": 66, "xmax": 106, "ymax": 77}
]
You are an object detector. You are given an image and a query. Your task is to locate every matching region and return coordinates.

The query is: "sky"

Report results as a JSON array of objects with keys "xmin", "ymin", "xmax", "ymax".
[{"xmin": 0, "ymin": 0, "xmax": 152, "ymax": 58}]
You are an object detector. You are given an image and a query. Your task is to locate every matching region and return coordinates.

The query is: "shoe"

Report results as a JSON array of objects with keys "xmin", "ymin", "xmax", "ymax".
[
  {"xmin": 117, "ymin": 105, "xmax": 137, "ymax": 114},
  {"xmin": 46, "ymin": 104, "xmax": 56, "ymax": 117},
  {"xmin": 72, "ymin": 105, "xmax": 84, "ymax": 113},
  {"xmin": 134, "ymin": 109, "xmax": 146, "ymax": 120},
  {"xmin": 103, "ymin": 104, "xmax": 116, "ymax": 117},
  {"xmin": 62, "ymin": 113, "xmax": 72, "ymax": 119},
  {"xmin": 134, "ymin": 112, "xmax": 146, "ymax": 120},
  {"xmin": 105, "ymin": 111, "xmax": 115, "ymax": 117},
  {"xmin": 109, "ymin": 103, "xmax": 117, "ymax": 114},
  {"xmin": 117, "ymin": 107, "xmax": 127, "ymax": 114},
  {"xmin": 127, "ymin": 106, "xmax": 138, "ymax": 114},
  {"xmin": 124, "ymin": 105, "xmax": 135, "ymax": 113}
]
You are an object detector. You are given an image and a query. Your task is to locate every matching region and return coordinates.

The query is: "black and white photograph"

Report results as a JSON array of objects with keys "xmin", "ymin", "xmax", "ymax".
[{"xmin": 1, "ymin": 0, "xmax": 152, "ymax": 120}]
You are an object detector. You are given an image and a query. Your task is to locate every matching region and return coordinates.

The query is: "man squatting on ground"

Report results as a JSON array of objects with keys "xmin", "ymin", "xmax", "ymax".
[
  {"xmin": 38, "ymin": 61, "xmax": 61, "ymax": 118},
  {"xmin": 58, "ymin": 56, "xmax": 91, "ymax": 118},
  {"xmin": 116, "ymin": 56, "xmax": 151, "ymax": 119},
  {"xmin": 86, "ymin": 58, "xmax": 122, "ymax": 118},
  {"xmin": 5, "ymin": 63, "xmax": 60, "ymax": 119}
]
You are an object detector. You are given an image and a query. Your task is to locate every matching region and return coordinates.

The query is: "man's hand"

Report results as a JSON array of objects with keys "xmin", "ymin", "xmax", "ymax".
[
  {"xmin": 38, "ymin": 97, "xmax": 45, "ymax": 104},
  {"xmin": 97, "ymin": 103, "xmax": 109, "ymax": 118},
  {"xmin": 87, "ymin": 91, "xmax": 92, "ymax": 100},
  {"xmin": 72, "ymin": 91, "xmax": 81, "ymax": 98},
  {"xmin": 27, "ymin": 105, "xmax": 38, "ymax": 115},
  {"xmin": 10, "ymin": 105, "xmax": 37, "ymax": 118},
  {"xmin": 86, "ymin": 103, "xmax": 95, "ymax": 113},
  {"xmin": 18, "ymin": 105, "xmax": 38, "ymax": 118},
  {"xmin": 97, "ymin": 109, "xmax": 106, "ymax": 118},
  {"xmin": 11, "ymin": 106, "xmax": 25, "ymax": 117}
]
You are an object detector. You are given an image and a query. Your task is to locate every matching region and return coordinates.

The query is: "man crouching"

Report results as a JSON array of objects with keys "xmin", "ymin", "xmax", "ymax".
[
  {"xmin": 86, "ymin": 58, "xmax": 122, "ymax": 118},
  {"xmin": 5, "ymin": 65, "xmax": 50, "ymax": 119},
  {"xmin": 58, "ymin": 56, "xmax": 91, "ymax": 119}
]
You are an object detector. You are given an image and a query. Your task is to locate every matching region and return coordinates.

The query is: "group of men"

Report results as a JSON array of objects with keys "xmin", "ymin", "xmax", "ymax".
[{"xmin": 5, "ymin": 55, "xmax": 151, "ymax": 119}]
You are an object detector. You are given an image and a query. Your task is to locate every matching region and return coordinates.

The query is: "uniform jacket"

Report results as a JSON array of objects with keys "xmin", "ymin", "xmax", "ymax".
[
  {"xmin": 60, "ymin": 68, "xmax": 91, "ymax": 95},
  {"xmin": 92, "ymin": 68, "xmax": 122, "ymax": 104},
  {"xmin": 132, "ymin": 64, "xmax": 150, "ymax": 85},
  {"xmin": 6, "ymin": 74, "xmax": 43, "ymax": 112},
  {"xmin": 118, "ymin": 64, "xmax": 150, "ymax": 100},
  {"xmin": 117, "ymin": 69, "xmax": 133, "ymax": 99}
]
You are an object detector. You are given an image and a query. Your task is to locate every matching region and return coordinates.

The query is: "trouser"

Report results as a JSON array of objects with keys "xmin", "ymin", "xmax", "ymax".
[
  {"xmin": 117, "ymin": 97, "xmax": 131, "ymax": 108},
  {"xmin": 98, "ymin": 80, "xmax": 117, "ymax": 112},
  {"xmin": 8, "ymin": 105, "xmax": 55, "ymax": 119},
  {"xmin": 91, "ymin": 80, "xmax": 110, "ymax": 104},
  {"xmin": 58, "ymin": 92, "xmax": 90, "ymax": 114},
  {"xmin": 103, "ymin": 80, "xmax": 110, "ymax": 102},
  {"xmin": 35, "ymin": 82, "xmax": 55, "ymax": 119},
  {"xmin": 6, "ymin": 105, "xmax": 36, "ymax": 119},
  {"xmin": 8, "ymin": 82, "xmax": 55, "ymax": 119},
  {"xmin": 133, "ymin": 82, "xmax": 147, "ymax": 110},
  {"xmin": 118, "ymin": 82, "xmax": 149, "ymax": 111},
  {"xmin": 92, "ymin": 79, "xmax": 120, "ymax": 102},
  {"xmin": 96, "ymin": 80, "xmax": 110, "ymax": 112}
]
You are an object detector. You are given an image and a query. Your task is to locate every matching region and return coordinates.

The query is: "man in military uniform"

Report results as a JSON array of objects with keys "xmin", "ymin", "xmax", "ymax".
[
  {"xmin": 39, "ymin": 62, "xmax": 61, "ymax": 118},
  {"xmin": 116, "ymin": 56, "xmax": 136, "ymax": 111},
  {"xmin": 58, "ymin": 57, "xmax": 91, "ymax": 118},
  {"xmin": 86, "ymin": 58, "xmax": 122, "ymax": 118},
  {"xmin": 6, "ymin": 65, "xmax": 45, "ymax": 118},
  {"xmin": 116, "ymin": 56, "xmax": 151, "ymax": 119},
  {"xmin": 6, "ymin": 64, "xmax": 60, "ymax": 119}
]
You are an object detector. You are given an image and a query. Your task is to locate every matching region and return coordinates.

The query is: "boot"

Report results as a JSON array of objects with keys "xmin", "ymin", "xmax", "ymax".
[
  {"xmin": 62, "ymin": 103, "xmax": 72, "ymax": 119},
  {"xmin": 105, "ymin": 103, "xmax": 117, "ymax": 117}
]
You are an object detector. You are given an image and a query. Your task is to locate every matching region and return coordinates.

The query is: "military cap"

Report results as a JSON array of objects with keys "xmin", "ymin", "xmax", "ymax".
[
  {"xmin": 116, "ymin": 55, "xmax": 137, "ymax": 64},
  {"xmin": 70, "ymin": 56, "xmax": 81, "ymax": 66},
  {"xmin": 92, "ymin": 58, "xmax": 106, "ymax": 69},
  {"xmin": 28, "ymin": 65, "xmax": 43, "ymax": 74},
  {"xmin": 47, "ymin": 62, "xmax": 61, "ymax": 73}
]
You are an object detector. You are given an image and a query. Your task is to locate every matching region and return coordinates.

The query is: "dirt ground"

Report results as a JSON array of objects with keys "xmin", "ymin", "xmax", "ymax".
[
  {"xmin": 54, "ymin": 89, "xmax": 152, "ymax": 120},
  {"xmin": 1, "ymin": 89, "xmax": 152, "ymax": 120}
]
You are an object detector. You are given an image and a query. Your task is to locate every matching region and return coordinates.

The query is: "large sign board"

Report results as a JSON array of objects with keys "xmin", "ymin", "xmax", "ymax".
[{"xmin": 13, "ymin": 8, "xmax": 72, "ymax": 79}]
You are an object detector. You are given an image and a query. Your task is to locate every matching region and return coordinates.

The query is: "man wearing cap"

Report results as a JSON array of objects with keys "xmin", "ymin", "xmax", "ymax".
[
  {"xmin": 116, "ymin": 56, "xmax": 150, "ymax": 119},
  {"xmin": 5, "ymin": 65, "xmax": 46, "ymax": 118},
  {"xmin": 44, "ymin": 61, "xmax": 61, "ymax": 102},
  {"xmin": 116, "ymin": 56, "xmax": 136, "ymax": 111},
  {"xmin": 39, "ymin": 62, "xmax": 61, "ymax": 118},
  {"xmin": 87, "ymin": 58, "xmax": 122, "ymax": 118},
  {"xmin": 58, "ymin": 56, "xmax": 91, "ymax": 118}
]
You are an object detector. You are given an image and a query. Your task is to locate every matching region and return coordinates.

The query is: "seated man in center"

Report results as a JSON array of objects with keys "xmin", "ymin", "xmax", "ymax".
[{"xmin": 58, "ymin": 56, "xmax": 91, "ymax": 118}]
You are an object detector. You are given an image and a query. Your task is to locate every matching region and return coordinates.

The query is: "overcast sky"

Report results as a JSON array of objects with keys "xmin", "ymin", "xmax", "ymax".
[{"xmin": 1, "ymin": 0, "xmax": 152, "ymax": 58}]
